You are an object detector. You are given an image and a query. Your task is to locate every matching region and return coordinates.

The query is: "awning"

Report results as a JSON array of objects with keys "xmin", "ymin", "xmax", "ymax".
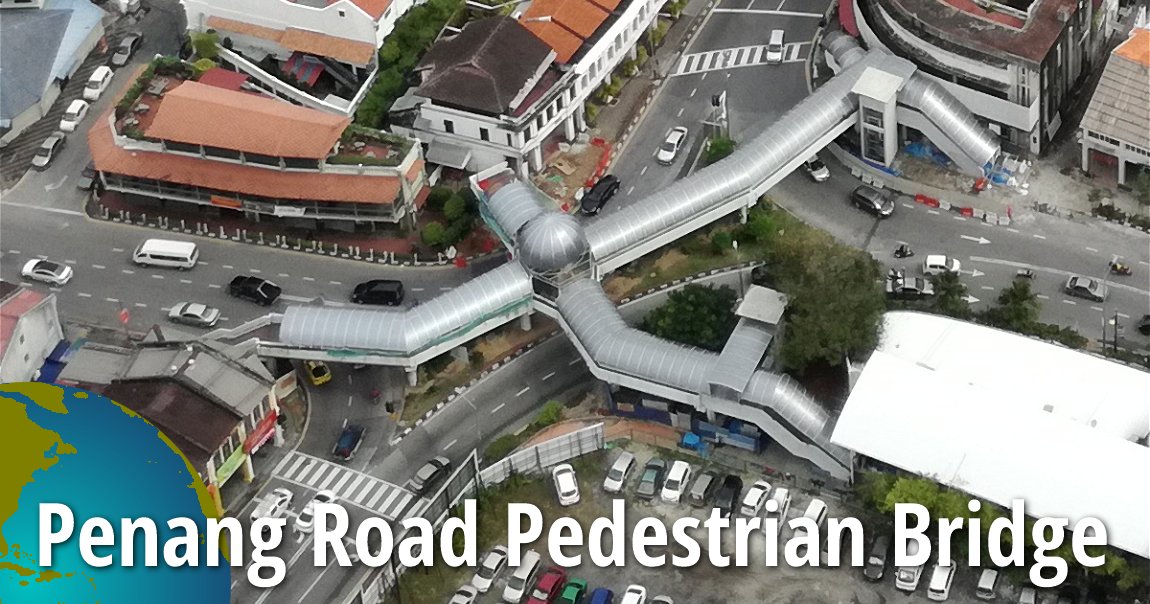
[{"xmin": 426, "ymin": 140, "xmax": 472, "ymax": 169}]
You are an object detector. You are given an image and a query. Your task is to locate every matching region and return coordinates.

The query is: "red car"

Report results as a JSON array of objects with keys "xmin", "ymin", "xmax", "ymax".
[{"xmin": 526, "ymin": 566, "xmax": 567, "ymax": 604}]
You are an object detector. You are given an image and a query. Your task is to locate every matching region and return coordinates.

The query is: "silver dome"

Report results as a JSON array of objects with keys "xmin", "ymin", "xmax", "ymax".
[{"xmin": 516, "ymin": 212, "xmax": 589, "ymax": 275}]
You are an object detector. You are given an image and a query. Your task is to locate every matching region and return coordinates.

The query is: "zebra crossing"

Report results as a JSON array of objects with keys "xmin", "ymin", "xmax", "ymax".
[
  {"xmin": 273, "ymin": 451, "xmax": 416, "ymax": 521},
  {"xmin": 671, "ymin": 43, "xmax": 807, "ymax": 77}
]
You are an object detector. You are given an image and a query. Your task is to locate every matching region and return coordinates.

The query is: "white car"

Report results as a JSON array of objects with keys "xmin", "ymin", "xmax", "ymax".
[
  {"xmin": 603, "ymin": 451, "xmax": 635, "ymax": 493},
  {"xmin": 651, "ymin": 597, "xmax": 674, "ymax": 604},
  {"xmin": 59, "ymin": 99, "xmax": 90, "ymax": 132},
  {"xmin": 448, "ymin": 584, "xmax": 479, "ymax": 604},
  {"xmin": 927, "ymin": 559, "xmax": 956, "ymax": 601},
  {"xmin": 471, "ymin": 545, "xmax": 508, "ymax": 593},
  {"xmin": 294, "ymin": 490, "xmax": 338, "ymax": 533},
  {"xmin": 552, "ymin": 463, "xmax": 580, "ymax": 506},
  {"xmin": 660, "ymin": 460, "xmax": 691, "ymax": 503},
  {"xmin": 621, "ymin": 585, "xmax": 648, "ymax": 604},
  {"xmin": 21, "ymin": 259, "xmax": 73, "ymax": 286},
  {"xmin": 803, "ymin": 156, "xmax": 830, "ymax": 182},
  {"xmin": 250, "ymin": 487, "xmax": 293, "ymax": 533},
  {"xmin": 656, "ymin": 127, "xmax": 688, "ymax": 165},
  {"xmin": 1017, "ymin": 586, "xmax": 1037, "ymax": 604},
  {"xmin": 167, "ymin": 302, "xmax": 221, "ymax": 328},
  {"xmin": 740, "ymin": 480, "xmax": 772, "ymax": 516},
  {"xmin": 922, "ymin": 254, "xmax": 961, "ymax": 276}
]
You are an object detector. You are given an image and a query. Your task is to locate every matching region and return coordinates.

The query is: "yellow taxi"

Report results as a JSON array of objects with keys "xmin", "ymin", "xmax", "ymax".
[{"xmin": 304, "ymin": 360, "xmax": 332, "ymax": 386}]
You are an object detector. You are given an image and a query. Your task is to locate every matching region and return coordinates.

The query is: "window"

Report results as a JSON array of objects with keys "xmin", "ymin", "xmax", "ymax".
[
  {"xmin": 863, "ymin": 108, "xmax": 883, "ymax": 128},
  {"xmin": 338, "ymin": 8, "xmax": 345, "ymax": 16},
  {"xmin": 479, "ymin": 127, "xmax": 490, "ymax": 142},
  {"xmin": 863, "ymin": 129, "xmax": 885, "ymax": 163},
  {"xmin": 507, "ymin": 133, "xmax": 514, "ymax": 146},
  {"xmin": 443, "ymin": 120, "xmax": 454, "ymax": 134}
]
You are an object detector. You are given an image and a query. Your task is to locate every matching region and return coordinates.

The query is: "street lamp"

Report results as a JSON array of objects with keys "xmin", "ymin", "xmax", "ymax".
[{"xmin": 733, "ymin": 239, "xmax": 745, "ymax": 294}]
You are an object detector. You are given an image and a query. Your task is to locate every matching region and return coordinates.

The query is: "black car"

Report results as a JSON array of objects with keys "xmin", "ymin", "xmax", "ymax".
[
  {"xmin": 111, "ymin": 33, "xmax": 144, "ymax": 67},
  {"xmin": 351, "ymin": 279, "xmax": 404, "ymax": 305},
  {"xmin": 333, "ymin": 424, "xmax": 365, "ymax": 461},
  {"xmin": 635, "ymin": 458, "xmax": 666, "ymax": 500},
  {"xmin": 580, "ymin": 175, "xmax": 621, "ymax": 216},
  {"xmin": 228, "ymin": 275, "xmax": 282, "ymax": 306},
  {"xmin": 863, "ymin": 534, "xmax": 889, "ymax": 581},
  {"xmin": 850, "ymin": 185, "xmax": 895, "ymax": 218},
  {"xmin": 406, "ymin": 456, "xmax": 451, "ymax": 495},
  {"xmin": 1137, "ymin": 314, "xmax": 1150, "ymax": 336},
  {"xmin": 713, "ymin": 474, "xmax": 743, "ymax": 517}
]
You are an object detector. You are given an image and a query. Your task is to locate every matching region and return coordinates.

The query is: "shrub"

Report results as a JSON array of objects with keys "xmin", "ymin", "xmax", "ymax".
[
  {"xmin": 444, "ymin": 193, "xmax": 468, "ymax": 221},
  {"xmin": 535, "ymin": 401, "xmax": 564, "ymax": 427},
  {"xmin": 469, "ymin": 349, "xmax": 484, "ymax": 369},
  {"xmin": 442, "ymin": 219, "xmax": 471, "ymax": 247},
  {"xmin": 425, "ymin": 186, "xmax": 454, "ymax": 212},
  {"xmin": 421, "ymin": 221, "xmax": 446, "ymax": 246},
  {"xmin": 584, "ymin": 103, "xmax": 600, "ymax": 124},
  {"xmin": 705, "ymin": 136, "xmax": 736, "ymax": 165},
  {"xmin": 190, "ymin": 32, "xmax": 219, "ymax": 60},
  {"xmin": 710, "ymin": 231, "xmax": 734, "ymax": 255},
  {"xmin": 484, "ymin": 434, "xmax": 525, "ymax": 461}
]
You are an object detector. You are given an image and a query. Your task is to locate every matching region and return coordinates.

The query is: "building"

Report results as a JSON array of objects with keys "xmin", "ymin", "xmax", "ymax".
[
  {"xmin": 0, "ymin": 281, "xmax": 64, "ymax": 383},
  {"xmin": 181, "ymin": 0, "xmax": 415, "ymax": 115},
  {"xmin": 57, "ymin": 338, "xmax": 294, "ymax": 515},
  {"xmin": 1080, "ymin": 27, "xmax": 1150, "ymax": 186},
  {"xmin": 89, "ymin": 64, "xmax": 429, "ymax": 228},
  {"xmin": 392, "ymin": 0, "xmax": 668, "ymax": 177},
  {"xmin": 0, "ymin": 0, "xmax": 105, "ymax": 146},
  {"xmin": 848, "ymin": 0, "xmax": 1096, "ymax": 155},
  {"xmin": 832, "ymin": 311, "xmax": 1150, "ymax": 560}
]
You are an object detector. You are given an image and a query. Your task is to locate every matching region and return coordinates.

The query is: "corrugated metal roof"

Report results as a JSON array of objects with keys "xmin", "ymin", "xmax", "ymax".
[
  {"xmin": 485, "ymin": 180, "xmax": 551, "ymax": 244},
  {"xmin": 517, "ymin": 212, "xmax": 589, "ymax": 274},
  {"xmin": 708, "ymin": 318, "xmax": 772, "ymax": 398},
  {"xmin": 1082, "ymin": 38, "xmax": 1150, "ymax": 151}
]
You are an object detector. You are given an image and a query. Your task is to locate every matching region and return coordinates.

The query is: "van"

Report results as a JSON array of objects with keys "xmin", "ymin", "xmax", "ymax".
[
  {"xmin": 84, "ymin": 66, "xmax": 114, "ymax": 101},
  {"xmin": 765, "ymin": 30, "xmax": 785, "ymax": 64},
  {"xmin": 927, "ymin": 559, "xmax": 956, "ymax": 601},
  {"xmin": 133, "ymin": 239, "xmax": 199, "ymax": 269},
  {"xmin": 603, "ymin": 451, "xmax": 635, "ymax": 493},
  {"xmin": 975, "ymin": 569, "xmax": 999, "ymax": 600},
  {"xmin": 766, "ymin": 486, "xmax": 791, "ymax": 520},
  {"xmin": 502, "ymin": 549, "xmax": 541, "ymax": 603},
  {"xmin": 351, "ymin": 279, "xmax": 404, "ymax": 305}
]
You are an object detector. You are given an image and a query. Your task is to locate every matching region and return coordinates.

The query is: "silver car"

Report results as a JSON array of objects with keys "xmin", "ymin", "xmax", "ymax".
[
  {"xmin": 167, "ymin": 302, "xmax": 221, "ymax": 328},
  {"xmin": 1064, "ymin": 275, "xmax": 1107, "ymax": 302},
  {"xmin": 32, "ymin": 132, "xmax": 67, "ymax": 170},
  {"xmin": 21, "ymin": 259, "xmax": 73, "ymax": 286}
]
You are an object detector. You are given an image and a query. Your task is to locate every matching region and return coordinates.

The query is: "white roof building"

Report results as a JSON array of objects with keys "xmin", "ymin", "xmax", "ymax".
[{"xmin": 832, "ymin": 311, "xmax": 1150, "ymax": 560}]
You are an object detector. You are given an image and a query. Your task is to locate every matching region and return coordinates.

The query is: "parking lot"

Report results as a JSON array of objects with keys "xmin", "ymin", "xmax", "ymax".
[{"xmin": 433, "ymin": 442, "xmax": 1043, "ymax": 604}]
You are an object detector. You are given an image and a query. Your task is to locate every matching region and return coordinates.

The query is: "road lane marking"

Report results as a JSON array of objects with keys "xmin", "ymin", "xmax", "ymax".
[
  {"xmin": 516, "ymin": 386, "xmax": 530, "ymax": 397},
  {"xmin": 901, "ymin": 203, "xmax": 914, "ymax": 209},
  {"xmin": 627, "ymin": 186, "xmax": 635, "ymax": 195},
  {"xmin": 198, "ymin": 261, "xmax": 209, "ymax": 265},
  {"xmin": 134, "ymin": 303, "xmax": 147, "ymax": 308},
  {"xmin": 122, "ymin": 269, "xmax": 135, "ymax": 274},
  {"xmin": 77, "ymin": 292, "xmax": 92, "ymax": 298},
  {"xmin": 412, "ymin": 287, "xmax": 425, "ymax": 292},
  {"xmin": 180, "ymin": 279, "xmax": 192, "ymax": 284},
  {"xmin": 1091, "ymin": 306, "xmax": 1104, "ymax": 312},
  {"xmin": 491, "ymin": 403, "xmax": 506, "ymax": 414},
  {"xmin": 1085, "ymin": 247, "xmax": 1099, "ymax": 253},
  {"xmin": 92, "ymin": 264, "xmax": 105, "ymax": 269},
  {"xmin": 442, "ymin": 439, "xmax": 458, "ymax": 451},
  {"xmin": 1007, "ymin": 228, "xmax": 1020, "ymax": 233},
  {"xmin": 223, "ymin": 264, "xmax": 234, "ymax": 269},
  {"xmin": 1062, "ymin": 300, "xmax": 1077, "ymax": 305},
  {"xmin": 927, "ymin": 210, "xmax": 940, "ymax": 215},
  {"xmin": 569, "ymin": 358, "xmax": 582, "ymax": 366},
  {"xmin": 952, "ymin": 216, "xmax": 965, "ymax": 221},
  {"xmin": 303, "ymin": 276, "xmax": 316, "ymax": 281},
  {"xmin": 105, "ymin": 297, "xmax": 119, "ymax": 303},
  {"xmin": 1118, "ymin": 312, "xmax": 1130, "ymax": 319},
  {"xmin": 1036, "ymin": 294, "xmax": 1050, "ymax": 300},
  {"xmin": 712, "ymin": 8, "xmax": 824, "ymax": 16},
  {"xmin": 542, "ymin": 371, "xmax": 556, "ymax": 381},
  {"xmin": 677, "ymin": 107, "xmax": 684, "ymax": 117},
  {"xmin": 980, "ymin": 286, "xmax": 995, "ymax": 290},
  {"xmin": 64, "ymin": 259, "xmax": 77, "ymax": 264},
  {"xmin": 249, "ymin": 268, "xmax": 262, "ymax": 273},
  {"xmin": 690, "ymin": 87, "xmax": 697, "ymax": 97},
  {"xmin": 640, "ymin": 166, "xmax": 648, "ymax": 176},
  {"xmin": 440, "ymin": 287, "xmax": 453, "ymax": 291},
  {"xmin": 7, "ymin": 249, "xmax": 20, "ymax": 254},
  {"xmin": 208, "ymin": 284, "xmax": 221, "ymax": 289},
  {"xmin": 278, "ymin": 273, "xmax": 290, "ymax": 278},
  {"xmin": 112, "ymin": 247, "xmax": 125, "ymax": 252},
  {"xmin": 968, "ymin": 256, "xmax": 1149, "ymax": 295},
  {"xmin": 1033, "ymin": 234, "xmax": 1046, "ymax": 240},
  {"xmin": 329, "ymin": 281, "xmax": 342, "ymax": 286},
  {"xmin": 151, "ymin": 274, "xmax": 164, "ymax": 279}
]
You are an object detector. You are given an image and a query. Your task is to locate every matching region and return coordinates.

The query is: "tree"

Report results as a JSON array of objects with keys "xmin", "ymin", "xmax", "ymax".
[
  {"xmin": 710, "ymin": 231, "xmax": 733, "ymax": 256},
  {"xmin": 706, "ymin": 136, "xmax": 736, "ymax": 165},
  {"xmin": 425, "ymin": 186, "xmax": 454, "ymax": 212},
  {"xmin": 639, "ymin": 284, "xmax": 739, "ymax": 352},
  {"xmin": 1132, "ymin": 170, "xmax": 1150, "ymax": 208},
  {"xmin": 982, "ymin": 280, "xmax": 1040, "ymax": 332},
  {"xmin": 929, "ymin": 272, "xmax": 972, "ymax": 319},
  {"xmin": 421, "ymin": 221, "xmax": 446, "ymax": 247},
  {"xmin": 190, "ymin": 32, "xmax": 219, "ymax": 60},
  {"xmin": 443, "ymin": 193, "xmax": 468, "ymax": 221},
  {"xmin": 534, "ymin": 401, "xmax": 564, "ymax": 427},
  {"xmin": 880, "ymin": 477, "xmax": 940, "ymax": 515}
]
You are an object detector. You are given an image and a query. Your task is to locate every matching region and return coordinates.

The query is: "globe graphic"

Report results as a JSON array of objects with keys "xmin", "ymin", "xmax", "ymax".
[{"xmin": 0, "ymin": 383, "xmax": 230, "ymax": 603}]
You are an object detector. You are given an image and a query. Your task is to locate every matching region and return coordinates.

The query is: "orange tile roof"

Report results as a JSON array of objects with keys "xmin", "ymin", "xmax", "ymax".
[
  {"xmin": 522, "ymin": 0, "xmax": 608, "ymax": 39},
  {"xmin": 347, "ymin": 0, "xmax": 389, "ymax": 19},
  {"xmin": 404, "ymin": 158, "xmax": 424, "ymax": 183},
  {"xmin": 1115, "ymin": 29, "xmax": 1150, "ymax": 66},
  {"xmin": 586, "ymin": 0, "xmax": 621, "ymax": 10},
  {"xmin": 90, "ymin": 109, "xmax": 401, "ymax": 204},
  {"xmin": 205, "ymin": 15, "xmax": 376, "ymax": 66},
  {"xmin": 145, "ymin": 81, "xmax": 350, "ymax": 159},
  {"xmin": 524, "ymin": 20, "xmax": 584, "ymax": 64}
]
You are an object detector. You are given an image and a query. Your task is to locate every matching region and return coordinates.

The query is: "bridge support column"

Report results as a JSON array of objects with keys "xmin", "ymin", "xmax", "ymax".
[
  {"xmin": 574, "ymin": 103, "xmax": 587, "ymax": 132},
  {"xmin": 739, "ymin": 205, "xmax": 748, "ymax": 224},
  {"xmin": 405, "ymin": 366, "xmax": 418, "ymax": 387},
  {"xmin": 564, "ymin": 113, "xmax": 576, "ymax": 142},
  {"xmin": 529, "ymin": 146, "xmax": 544, "ymax": 173},
  {"xmin": 519, "ymin": 312, "xmax": 532, "ymax": 331}
]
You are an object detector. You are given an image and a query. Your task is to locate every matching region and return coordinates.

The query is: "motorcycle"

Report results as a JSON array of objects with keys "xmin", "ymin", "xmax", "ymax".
[
  {"xmin": 893, "ymin": 245, "xmax": 915, "ymax": 259},
  {"xmin": 1109, "ymin": 262, "xmax": 1133, "ymax": 276},
  {"xmin": 369, "ymin": 388, "xmax": 381, "ymax": 405}
]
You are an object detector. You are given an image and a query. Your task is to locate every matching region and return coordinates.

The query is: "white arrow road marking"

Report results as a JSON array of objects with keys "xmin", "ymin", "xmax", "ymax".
[
  {"xmin": 961, "ymin": 269, "xmax": 985, "ymax": 277},
  {"xmin": 960, "ymin": 235, "xmax": 991, "ymax": 245},
  {"xmin": 44, "ymin": 176, "xmax": 68, "ymax": 191},
  {"xmin": 968, "ymin": 256, "xmax": 1149, "ymax": 295},
  {"xmin": 962, "ymin": 295, "xmax": 980, "ymax": 304}
]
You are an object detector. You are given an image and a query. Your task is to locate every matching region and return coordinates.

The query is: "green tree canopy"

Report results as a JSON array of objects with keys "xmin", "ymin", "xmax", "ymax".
[
  {"xmin": 639, "ymin": 284, "xmax": 739, "ymax": 352},
  {"xmin": 444, "ymin": 193, "xmax": 469, "ymax": 222},
  {"xmin": 421, "ymin": 221, "xmax": 446, "ymax": 247},
  {"xmin": 929, "ymin": 271, "xmax": 973, "ymax": 319},
  {"xmin": 706, "ymin": 136, "xmax": 736, "ymax": 165},
  {"xmin": 982, "ymin": 280, "xmax": 1040, "ymax": 332}
]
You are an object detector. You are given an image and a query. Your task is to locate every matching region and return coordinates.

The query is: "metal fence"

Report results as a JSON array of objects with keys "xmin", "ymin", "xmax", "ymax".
[{"xmin": 478, "ymin": 423, "xmax": 607, "ymax": 487}]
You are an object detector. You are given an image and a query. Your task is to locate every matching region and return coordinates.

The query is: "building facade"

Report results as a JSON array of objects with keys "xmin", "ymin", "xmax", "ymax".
[
  {"xmin": 1080, "ymin": 27, "xmax": 1150, "ymax": 185},
  {"xmin": 0, "ymin": 281, "xmax": 64, "ymax": 384},
  {"xmin": 393, "ymin": 0, "xmax": 668, "ymax": 177},
  {"xmin": 850, "ymin": 0, "xmax": 1095, "ymax": 155},
  {"xmin": 90, "ymin": 67, "xmax": 428, "ymax": 228}
]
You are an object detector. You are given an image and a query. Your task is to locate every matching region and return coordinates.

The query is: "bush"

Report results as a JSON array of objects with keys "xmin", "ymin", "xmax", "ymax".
[
  {"xmin": 442, "ymin": 219, "xmax": 471, "ymax": 247},
  {"xmin": 422, "ymin": 221, "xmax": 447, "ymax": 246},
  {"xmin": 706, "ymin": 136, "xmax": 736, "ymax": 165},
  {"xmin": 535, "ymin": 401, "xmax": 564, "ymax": 427},
  {"xmin": 444, "ymin": 193, "xmax": 468, "ymax": 221},
  {"xmin": 584, "ymin": 103, "xmax": 600, "ymax": 125},
  {"xmin": 190, "ymin": 58, "xmax": 217, "ymax": 77},
  {"xmin": 469, "ymin": 349, "xmax": 485, "ymax": 369},
  {"xmin": 425, "ymin": 186, "xmax": 454, "ymax": 212},
  {"xmin": 710, "ymin": 231, "xmax": 734, "ymax": 255},
  {"xmin": 190, "ymin": 32, "xmax": 219, "ymax": 60},
  {"xmin": 484, "ymin": 434, "xmax": 526, "ymax": 461}
]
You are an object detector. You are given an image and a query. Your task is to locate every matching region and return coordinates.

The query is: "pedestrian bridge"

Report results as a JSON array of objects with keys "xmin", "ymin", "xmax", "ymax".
[{"xmin": 258, "ymin": 33, "xmax": 1000, "ymax": 481}]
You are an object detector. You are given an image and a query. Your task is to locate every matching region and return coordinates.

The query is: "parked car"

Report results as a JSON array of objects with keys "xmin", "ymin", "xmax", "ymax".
[
  {"xmin": 471, "ymin": 545, "xmax": 509, "ymax": 593},
  {"xmin": 588, "ymin": 587, "xmax": 615, "ymax": 604},
  {"xmin": 20, "ymin": 259, "xmax": 73, "ymax": 286},
  {"xmin": 850, "ymin": 185, "xmax": 895, "ymax": 217},
  {"xmin": 1136, "ymin": 314, "xmax": 1150, "ymax": 336},
  {"xmin": 59, "ymin": 99, "xmax": 90, "ymax": 132},
  {"xmin": 660, "ymin": 460, "xmax": 691, "ymax": 503},
  {"xmin": 228, "ymin": 275, "xmax": 282, "ymax": 305},
  {"xmin": 687, "ymin": 470, "xmax": 721, "ymax": 508},
  {"xmin": 651, "ymin": 597, "xmax": 674, "ymax": 604},
  {"xmin": 304, "ymin": 360, "xmax": 332, "ymax": 386},
  {"xmin": 110, "ymin": 33, "xmax": 144, "ymax": 67},
  {"xmin": 886, "ymin": 275, "xmax": 935, "ymax": 300},
  {"xmin": 863, "ymin": 534, "xmax": 890, "ymax": 581},
  {"xmin": 1017, "ymin": 586, "xmax": 1036, "ymax": 604},
  {"xmin": 740, "ymin": 479, "xmax": 772, "ymax": 516},
  {"xmin": 351, "ymin": 279, "xmax": 405, "ymax": 305},
  {"xmin": 620, "ymin": 585, "xmax": 647, "ymax": 604},
  {"xmin": 895, "ymin": 540, "xmax": 925, "ymax": 592},
  {"xmin": 250, "ymin": 487, "xmax": 293, "ymax": 524},
  {"xmin": 406, "ymin": 456, "xmax": 452, "ymax": 494},
  {"xmin": 975, "ymin": 569, "xmax": 999, "ymax": 600},
  {"xmin": 294, "ymin": 489, "xmax": 338, "ymax": 533},
  {"xmin": 927, "ymin": 559, "xmax": 956, "ymax": 601},
  {"xmin": 581, "ymin": 175, "xmax": 621, "ymax": 215},
  {"xmin": 557, "ymin": 578, "xmax": 588, "ymax": 604},
  {"xmin": 656, "ymin": 127, "xmax": 688, "ymax": 165},
  {"xmin": 332, "ymin": 424, "xmax": 365, "ymax": 461},
  {"xmin": 552, "ymin": 463, "xmax": 580, "ymax": 506},
  {"xmin": 527, "ymin": 566, "xmax": 567, "ymax": 604},
  {"xmin": 31, "ymin": 132, "xmax": 67, "ymax": 170},
  {"xmin": 603, "ymin": 451, "xmax": 636, "ymax": 493},
  {"xmin": 1064, "ymin": 275, "xmax": 1107, "ymax": 302},
  {"xmin": 635, "ymin": 458, "xmax": 666, "ymax": 500},
  {"xmin": 713, "ymin": 474, "xmax": 743, "ymax": 517},
  {"xmin": 83, "ymin": 66, "xmax": 113, "ymax": 101},
  {"xmin": 922, "ymin": 254, "xmax": 961, "ymax": 276},
  {"xmin": 167, "ymin": 302, "xmax": 221, "ymax": 328},
  {"xmin": 803, "ymin": 156, "xmax": 830, "ymax": 182},
  {"xmin": 449, "ymin": 584, "xmax": 480, "ymax": 604},
  {"xmin": 77, "ymin": 161, "xmax": 97, "ymax": 191}
]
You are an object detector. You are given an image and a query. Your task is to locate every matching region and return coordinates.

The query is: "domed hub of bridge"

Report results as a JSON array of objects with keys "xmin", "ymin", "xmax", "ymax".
[{"xmin": 515, "ymin": 211, "xmax": 590, "ymax": 277}]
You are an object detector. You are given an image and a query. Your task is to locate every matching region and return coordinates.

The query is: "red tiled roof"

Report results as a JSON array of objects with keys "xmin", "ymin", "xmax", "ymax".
[
  {"xmin": 346, "ymin": 0, "xmax": 389, "ymax": 19},
  {"xmin": 205, "ymin": 15, "xmax": 377, "ymax": 65},
  {"xmin": 197, "ymin": 67, "xmax": 250, "ymax": 91},
  {"xmin": 524, "ymin": 20, "xmax": 584, "ymax": 64},
  {"xmin": 90, "ymin": 108, "xmax": 401, "ymax": 205},
  {"xmin": 587, "ymin": 0, "xmax": 622, "ymax": 11},
  {"xmin": 522, "ymin": 0, "xmax": 609, "ymax": 39},
  {"xmin": 144, "ymin": 81, "xmax": 350, "ymax": 159},
  {"xmin": 1116, "ymin": 29, "xmax": 1150, "ymax": 66},
  {"xmin": 0, "ymin": 286, "xmax": 46, "ymax": 360}
]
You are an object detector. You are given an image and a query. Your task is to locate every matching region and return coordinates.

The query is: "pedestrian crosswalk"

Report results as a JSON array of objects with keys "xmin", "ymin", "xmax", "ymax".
[
  {"xmin": 273, "ymin": 451, "xmax": 416, "ymax": 521},
  {"xmin": 671, "ymin": 43, "xmax": 807, "ymax": 77}
]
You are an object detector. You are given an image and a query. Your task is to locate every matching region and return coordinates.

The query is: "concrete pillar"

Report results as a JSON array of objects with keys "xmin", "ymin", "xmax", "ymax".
[
  {"xmin": 405, "ymin": 366, "xmax": 418, "ymax": 387},
  {"xmin": 627, "ymin": 45, "xmax": 638, "ymax": 61},
  {"xmin": 517, "ymin": 158, "xmax": 530, "ymax": 180},
  {"xmin": 1117, "ymin": 156, "xmax": 1127, "ymax": 185},
  {"xmin": 519, "ymin": 312, "xmax": 532, "ymax": 331},
  {"xmin": 740, "ymin": 205, "xmax": 748, "ymax": 224},
  {"xmin": 564, "ymin": 114, "xmax": 576, "ymax": 142},
  {"xmin": 241, "ymin": 454, "xmax": 254, "ymax": 483},
  {"xmin": 529, "ymin": 145, "xmax": 544, "ymax": 173},
  {"xmin": 574, "ymin": 103, "xmax": 587, "ymax": 132},
  {"xmin": 1080, "ymin": 137, "xmax": 1090, "ymax": 173}
]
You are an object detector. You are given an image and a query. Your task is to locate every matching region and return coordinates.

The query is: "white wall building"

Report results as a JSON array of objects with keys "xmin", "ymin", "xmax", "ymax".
[
  {"xmin": 393, "ymin": 0, "xmax": 668, "ymax": 177},
  {"xmin": 1080, "ymin": 27, "xmax": 1150, "ymax": 186},
  {"xmin": 0, "ymin": 282, "xmax": 64, "ymax": 384}
]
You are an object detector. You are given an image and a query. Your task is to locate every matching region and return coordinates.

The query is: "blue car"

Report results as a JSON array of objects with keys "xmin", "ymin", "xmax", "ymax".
[
  {"xmin": 332, "ymin": 424, "xmax": 365, "ymax": 461},
  {"xmin": 589, "ymin": 587, "xmax": 614, "ymax": 604}
]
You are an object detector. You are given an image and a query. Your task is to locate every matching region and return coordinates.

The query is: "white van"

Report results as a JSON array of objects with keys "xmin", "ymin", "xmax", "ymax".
[
  {"xmin": 133, "ymin": 239, "xmax": 199, "ymax": 269},
  {"xmin": 502, "ymin": 549, "xmax": 541, "ymax": 603},
  {"xmin": 766, "ymin": 486, "xmax": 791, "ymax": 519},
  {"xmin": 927, "ymin": 559, "xmax": 956, "ymax": 601},
  {"xmin": 765, "ymin": 30, "xmax": 785, "ymax": 64},
  {"xmin": 83, "ymin": 66, "xmax": 114, "ymax": 101},
  {"xmin": 895, "ymin": 540, "xmax": 925, "ymax": 592}
]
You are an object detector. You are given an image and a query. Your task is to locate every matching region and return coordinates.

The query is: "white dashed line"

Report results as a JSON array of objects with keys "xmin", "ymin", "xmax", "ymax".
[
  {"xmin": 1118, "ymin": 312, "xmax": 1130, "ymax": 319},
  {"xmin": 303, "ymin": 277, "xmax": 316, "ymax": 282},
  {"xmin": 249, "ymin": 268, "xmax": 262, "ymax": 273},
  {"xmin": 640, "ymin": 166, "xmax": 648, "ymax": 177},
  {"xmin": 901, "ymin": 203, "xmax": 914, "ymax": 209},
  {"xmin": 208, "ymin": 284, "xmax": 222, "ymax": 289},
  {"xmin": 952, "ymin": 216, "xmax": 966, "ymax": 221},
  {"xmin": 1062, "ymin": 300, "xmax": 1077, "ymax": 305},
  {"xmin": 7, "ymin": 249, "xmax": 20, "ymax": 254},
  {"xmin": 515, "ymin": 387, "xmax": 530, "ymax": 397},
  {"xmin": 329, "ymin": 281, "xmax": 342, "ymax": 286},
  {"xmin": 411, "ymin": 287, "xmax": 425, "ymax": 292},
  {"xmin": 92, "ymin": 264, "xmax": 105, "ymax": 269},
  {"xmin": 122, "ymin": 269, "xmax": 135, "ymax": 275},
  {"xmin": 491, "ymin": 403, "xmax": 506, "ymax": 414},
  {"xmin": 112, "ymin": 247, "xmax": 125, "ymax": 252},
  {"xmin": 568, "ymin": 358, "xmax": 581, "ymax": 366},
  {"xmin": 105, "ymin": 297, "xmax": 119, "ymax": 303},
  {"xmin": 151, "ymin": 274, "xmax": 164, "ymax": 279},
  {"xmin": 442, "ymin": 439, "xmax": 458, "ymax": 451},
  {"xmin": 690, "ymin": 87, "xmax": 698, "ymax": 97},
  {"xmin": 677, "ymin": 107, "xmax": 684, "ymax": 117},
  {"xmin": 1006, "ymin": 228, "xmax": 1020, "ymax": 233},
  {"xmin": 627, "ymin": 186, "xmax": 635, "ymax": 195},
  {"xmin": 1036, "ymin": 294, "xmax": 1050, "ymax": 300},
  {"xmin": 1085, "ymin": 247, "xmax": 1099, "ymax": 253},
  {"xmin": 542, "ymin": 372, "xmax": 556, "ymax": 381},
  {"xmin": 223, "ymin": 264, "xmax": 234, "ymax": 269},
  {"xmin": 77, "ymin": 292, "xmax": 92, "ymax": 298},
  {"xmin": 64, "ymin": 259, "xmax": 77, "ymax": 264},
  {"xmin": 1091, "ymin": 306, "xmax": 1104, "ymax": 312},
  {"xmin": 278, "ymin": 273, "xmax": 290, "ymax": 278},
  {"xmin": 198, "ymin": 261, "xmax": 209, "ymax": 266},
  {"xmin": 1033, "ymin": 234, "xmax": 1046, "ymax": 240},
  {"xmin": 440, "ymin": 287, "xmax": 453, "ymax": 291},
  {"xmin": 927, "ymin": 210, "xmax": 940, "ymax": 215},
  {"xmin": 180, "ymin": 279, "xmax": 192, "ymax": 284},
  {"xmin": 980, "ymin": 286, "xmax": 995, "ymax": 291},
  {"xmin": 134, "ymin": 303, "xmax": 147, "ymax": 308}
]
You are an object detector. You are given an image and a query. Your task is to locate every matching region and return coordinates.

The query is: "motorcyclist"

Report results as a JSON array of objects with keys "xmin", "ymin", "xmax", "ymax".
[{"xmin": 894, "ymin": 244, "xmax": 913, "ymax": 258}]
